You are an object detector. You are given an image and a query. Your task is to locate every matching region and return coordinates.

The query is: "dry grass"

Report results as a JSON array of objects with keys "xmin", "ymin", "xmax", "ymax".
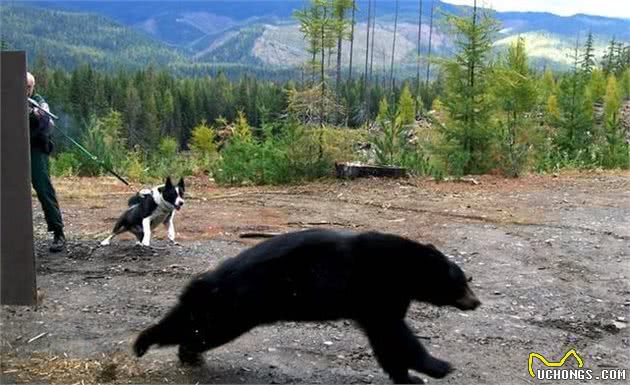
[{"xmin": 0, "ymin": 351, "xmax": 162, "ymax": 384}]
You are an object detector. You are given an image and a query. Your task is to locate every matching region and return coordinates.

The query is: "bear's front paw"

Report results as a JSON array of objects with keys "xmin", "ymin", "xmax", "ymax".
[
  {"xmin": 133, "ymin": 332, "xmax": 151, "ymax": 357},
  {"xmin": 422, "ymin": 357, "xmax": 453, "ymax": 379},
  {"xmin": 391, "ymin": 373, "xmax": 425, "ymax": 384}
]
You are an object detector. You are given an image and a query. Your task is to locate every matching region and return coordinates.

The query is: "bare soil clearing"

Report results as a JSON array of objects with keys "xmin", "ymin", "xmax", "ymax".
[{"xmin": 2, "ymin": 172, "xmax": 629, "ymax": 384}]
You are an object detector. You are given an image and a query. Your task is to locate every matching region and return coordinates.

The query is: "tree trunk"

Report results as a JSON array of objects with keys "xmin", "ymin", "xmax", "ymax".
[
  {"xmin": 364, "ymin": 0, "xmax": 372, "ymax": 90},
  {"xmin": 369, "ymin": 2, "xmax": 376, "ymax": 80},
  {"xmin": 348, "ymin": 1, "xmax": 356, "ymax": 80},
  {"xmin": 389, "ymin": 0, "xmax": 399, "ymax": 94},
  {"xmin": 467, "ymin": 0, "xmax": 478, "ymax": 156},
  {"xmin": 425, "ymin": 1, "xmax": 434, "ymax": 90},
  {"xmin": 364, "ymin": 0, "xmax": 373, "ymax": 124},
  {"xmin": 321, "ymin": 5, "xmax": 327, "ymax": 129},
  {"xmin": 367, "ymin": 1, "xmax": 377, "ymax": 124},
  {"xmin": 415, "ymin": 0, "xmax": 423, "ymax": 117}
]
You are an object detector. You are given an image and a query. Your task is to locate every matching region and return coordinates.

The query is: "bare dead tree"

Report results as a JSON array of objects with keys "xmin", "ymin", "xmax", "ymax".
[
  {"xmin": 425, "ymin": 0, "xmax": 434, "ymax": 91},
  {"xmin": 348, "ymin": 0, "xmax": 356, "ymax": 80},
  {"xmin": 363, "ymin": 0, "xmax": 373, "ymax": 123},
  {"xmin": 415, "ymin": 0, "xmax": 423, "ymax": 117},
  {"xmin": 367, "ymin": 0, "xmax": 378, "ymax": 124},
  {"xmin": 389, "ymin": 0, "xmax": 399, "ymax": 94},
  {"xmin": 369, "ymin": 0, "xmax": 376, "ymax": 81}
]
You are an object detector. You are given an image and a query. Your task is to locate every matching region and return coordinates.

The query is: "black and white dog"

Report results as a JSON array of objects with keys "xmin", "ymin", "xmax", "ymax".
[{"xmin": 101, "ymin": 177, "xmax": 185, "ymax": 247}]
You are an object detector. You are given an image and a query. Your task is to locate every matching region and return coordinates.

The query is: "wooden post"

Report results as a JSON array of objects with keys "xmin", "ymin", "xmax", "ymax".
[{"xmin": 1, "ymin": 51, "xmax": 37, "ymax": 305}]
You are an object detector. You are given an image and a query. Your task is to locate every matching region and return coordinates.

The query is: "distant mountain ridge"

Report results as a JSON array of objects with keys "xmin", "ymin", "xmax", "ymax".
[{"xmin": 2, "ymin": 1, "xmax": 628, "ymax": 74}]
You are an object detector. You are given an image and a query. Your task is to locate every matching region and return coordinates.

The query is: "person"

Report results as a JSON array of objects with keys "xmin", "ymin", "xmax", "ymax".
[{"xmin": 27, "ymin": 72, "xmax": 66, "ymax": 252}]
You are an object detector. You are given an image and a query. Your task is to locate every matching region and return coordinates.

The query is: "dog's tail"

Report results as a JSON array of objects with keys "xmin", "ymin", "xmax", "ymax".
[{"xmin": 128, "ymin": 193, "xmax": 142, "ymax": 207}]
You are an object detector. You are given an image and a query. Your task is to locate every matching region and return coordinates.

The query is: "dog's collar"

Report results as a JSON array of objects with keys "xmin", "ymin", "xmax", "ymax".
[{"xmin": 148, "ymin": 186, "xmax": 175, "ymax": 210}]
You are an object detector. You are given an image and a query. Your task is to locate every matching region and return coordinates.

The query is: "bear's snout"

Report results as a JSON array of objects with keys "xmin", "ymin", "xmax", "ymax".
[{"xmin": 454, "ymin": 287, "xmax": 481, "ymax": 310}]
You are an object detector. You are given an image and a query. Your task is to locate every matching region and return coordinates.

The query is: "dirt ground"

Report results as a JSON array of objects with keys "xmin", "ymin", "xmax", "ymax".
[{"xmin": 1, "ymin": 171, "xmax": 629, "ymax": 384}]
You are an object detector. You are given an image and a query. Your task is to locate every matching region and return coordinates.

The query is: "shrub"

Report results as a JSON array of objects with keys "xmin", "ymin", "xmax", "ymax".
[
  {"xmin": 76, "ymin": 110, "xmax": 127, "ymax": 176},
  {"xmin": 50, "ymin": 152, "xmax": 80, "ymax": 177},
  {"xmin": 214, "ymin": 120, "xmax": 333, "ymax": 186}
]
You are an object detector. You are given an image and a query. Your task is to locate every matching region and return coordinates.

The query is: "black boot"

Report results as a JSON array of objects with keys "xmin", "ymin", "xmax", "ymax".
[{"xmin": 50, "ymin": 230, "xmax": 66, "ymax": 252}]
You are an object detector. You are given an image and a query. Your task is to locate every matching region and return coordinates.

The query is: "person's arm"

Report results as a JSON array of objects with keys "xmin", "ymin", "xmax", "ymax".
[{"xmin": 31, "ymin": 94, "xmax": 50, "ymax": 117}]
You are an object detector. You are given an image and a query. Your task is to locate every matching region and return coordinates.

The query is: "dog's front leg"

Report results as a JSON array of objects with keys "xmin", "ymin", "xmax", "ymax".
[
  {"xmin": 166, "ymin": 212, "xmax": 179, "ymax": 245},
  {"xmin": 141, "ymin": 217, "xmax": 152, "ymax": 247},
  {"xmin": 100, "ymin": 234, "xmax": 114, "ymax": 246}
]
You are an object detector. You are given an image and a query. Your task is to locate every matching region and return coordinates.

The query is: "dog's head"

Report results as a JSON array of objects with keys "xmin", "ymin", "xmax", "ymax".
[{"xmin": 162, "ymin": 177, "xmax": 185, "ymax": 210}]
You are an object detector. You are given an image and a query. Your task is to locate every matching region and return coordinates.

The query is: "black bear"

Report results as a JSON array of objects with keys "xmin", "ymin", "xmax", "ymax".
[{"xmin": 133, "ymin": 229, "xmax": 481, "ymax": 384}]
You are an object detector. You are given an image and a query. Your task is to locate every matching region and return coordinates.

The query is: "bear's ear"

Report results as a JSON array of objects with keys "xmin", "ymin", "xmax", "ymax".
[{"xmin": 467, "ymin": 276, "xmax": 473, "ymax": 283}]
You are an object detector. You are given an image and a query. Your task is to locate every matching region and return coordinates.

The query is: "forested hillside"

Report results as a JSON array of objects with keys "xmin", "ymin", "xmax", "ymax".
[
  {"xmin": 3, "ymin": 1, "xmax": 629, "ymax": 186},
  {"xmin": 0, "ymin": 4, "xmax": 186, "ymax": 70},
  {"xmin": 3, "ymin": 1, "xmax": 629, "ymax": 73}
]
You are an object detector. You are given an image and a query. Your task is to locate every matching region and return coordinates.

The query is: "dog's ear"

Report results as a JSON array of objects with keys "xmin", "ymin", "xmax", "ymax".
[
  {"xmin": 178, "ymin": 177, "xmax": 185, "ymax": 190},
  {"xmin": 165, "ymin": 176, "xmax": 173, "ymax": 187}
]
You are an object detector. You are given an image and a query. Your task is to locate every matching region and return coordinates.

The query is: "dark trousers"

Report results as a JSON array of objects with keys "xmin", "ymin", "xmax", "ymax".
[{"xmin": 31, "ymin": 148, "xmax": 63, "ymax": 233}]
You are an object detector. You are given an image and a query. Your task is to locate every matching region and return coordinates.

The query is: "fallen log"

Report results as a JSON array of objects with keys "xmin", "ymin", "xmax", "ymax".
[{"xmin": 335, "ymin": 162, "xmax": 407, "ymax": 179}]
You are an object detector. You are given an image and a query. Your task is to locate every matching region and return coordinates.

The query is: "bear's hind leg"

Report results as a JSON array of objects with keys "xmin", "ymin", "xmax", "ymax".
[{"xmin": 178, "ymin": 345, "xmax": 205, "ymax": 366}]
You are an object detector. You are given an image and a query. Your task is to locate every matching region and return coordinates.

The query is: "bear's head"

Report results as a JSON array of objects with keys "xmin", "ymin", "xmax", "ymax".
[{"xmin": 412, "ymin": 244, "xmax": 481, "ymax": 311}]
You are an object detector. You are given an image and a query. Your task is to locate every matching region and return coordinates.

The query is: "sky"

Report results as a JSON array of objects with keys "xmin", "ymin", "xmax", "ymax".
[{"xmin": 441, "ymin": 0, "xmax": 630, "ymax": 19}]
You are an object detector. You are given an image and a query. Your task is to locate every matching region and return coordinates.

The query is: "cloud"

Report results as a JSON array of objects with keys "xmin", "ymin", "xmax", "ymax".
[{"xmin": 440, "ymin": 0, "xmax": 630, "ymax": 19}]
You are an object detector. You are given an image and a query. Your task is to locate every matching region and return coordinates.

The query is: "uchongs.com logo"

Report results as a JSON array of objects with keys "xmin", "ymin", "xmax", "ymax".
[{"xmin": 528, "ymin": 349, "xmax": 628, "ymax": 381}]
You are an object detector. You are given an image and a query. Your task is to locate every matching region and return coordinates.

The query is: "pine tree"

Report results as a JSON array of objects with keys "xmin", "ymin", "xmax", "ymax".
[
  {"xmin": 439, "ymin": 0, "xmax": 499, "ymax": 174},
  {"xmin": 580, "ymin": 31, "xmax": 596, "ymax": 74},
  {"xmin": 398, "ymin": 84, "xmax": 415, "ymax": 125},
  {"xmin": 295, "ymin": 1, "xmax": 326, "ymax": 86},
  {"xmin": 33, "ymin": 54, "xmax": 50, "ymax": 94},
  {"xmin": 542, "ymin": 69, "xmax": 556, "ymax": 96},
  {"xmin": 602, "ymin": 37, "xmax": 617, "ymax": 74},
  {"xmin": 589, "ymin": 68, "xmax": 607, "ymax": 104},
  {"xmin": 601, "ymin": 74, "xmax": 629, "ymax": 169},
  {"xmin": 546, "ymin": 94, "xmax": 561, "ymax": 124},
  {"xmin": 333, "ymin": 0, "xmax": 353, "ymax": 93},
  {"xmin": 162, "ymin": 89, "xmax": 175, "ymax": 137},
  {"xmin": 621, "ymin": 68, "xmax": 630, "ymax": 100},
  {"xmin": 613, "ymin": 41, "xmax": 626, "ymax": 75},
  {"xmin": 141, "ymin": 90, "xmax": 160, "ymax": 149},
  {"xmin": 494, "ymin": 37, "xmax": 537, "ymax": 176},
  {"xmin": 233, "ymin": 110, "xmax": 253, "ymax": 142},
  {"xmin": 603, "ymin": 74, "xmax": 621, "ymax": 121},
  {"xmin": 189, "ymin": 119, "xmax": 218, "ymax": 157},
  {"xmin": 556, "ymin": 40, "xmax": 593, "ymax": 154}
]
